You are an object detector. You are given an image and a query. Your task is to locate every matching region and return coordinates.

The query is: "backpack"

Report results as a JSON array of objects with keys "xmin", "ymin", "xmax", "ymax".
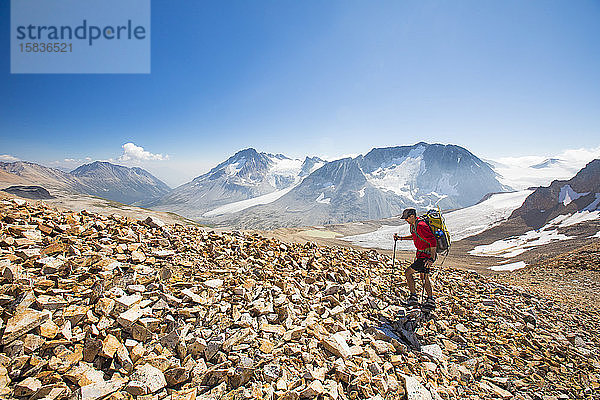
[{"xmin": 417, "ymin": 208, "xmax": 451, "ymax": 256}]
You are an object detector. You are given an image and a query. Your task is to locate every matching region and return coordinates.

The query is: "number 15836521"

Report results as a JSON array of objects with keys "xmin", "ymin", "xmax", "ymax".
[{"xmin": 20, "ymin": 43, "xmax": 72, "ymax": 53}]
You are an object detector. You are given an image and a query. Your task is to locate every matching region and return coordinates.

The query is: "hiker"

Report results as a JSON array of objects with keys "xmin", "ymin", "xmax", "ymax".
[{"xmin": 393, "ymin": 208, "xmax": 437, "ymax": 310}]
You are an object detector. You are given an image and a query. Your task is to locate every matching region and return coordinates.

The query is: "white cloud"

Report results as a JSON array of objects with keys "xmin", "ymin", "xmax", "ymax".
[
  {"xmin": 0, "ymin": 154, "xmax": 20, "ymax": 162},
  {"xmin": 495, "ymin": 145, "xmax": 600, "ymax": 168},
  {"xmin": 559, "ymin": 145, "xmax": 600, "ymax": 165},
  {"xmin": 118, "ymin": 142, "xmax": 169, "ymax": 162},
  {"xmin": 491, "ymin": 145, "xmax": 600, "ymax": 190}
]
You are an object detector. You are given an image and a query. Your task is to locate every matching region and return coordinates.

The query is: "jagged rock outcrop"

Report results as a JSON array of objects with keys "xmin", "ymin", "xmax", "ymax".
[{"xmin": 1, "ymin": 186, "xmax": 55, "ymax": 200}]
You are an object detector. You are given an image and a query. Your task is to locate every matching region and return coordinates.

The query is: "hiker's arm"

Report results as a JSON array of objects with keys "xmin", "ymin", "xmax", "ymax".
[
  {"xmin": 393, "ymin": 234, "xmax": 411, "ymax": 241},
  {"xmin": 427, "ymin": 246, "xmax": 437, "ymax": 264}
]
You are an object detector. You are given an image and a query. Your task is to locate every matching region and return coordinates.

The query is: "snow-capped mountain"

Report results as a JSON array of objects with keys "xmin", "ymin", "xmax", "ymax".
[
  {"xmin": 359, "ymin": 143, "xmax": 508, "ymax": 210},
  {"xmin": 152, "ymin": 149, "xmax": 325, "ymax": 219},
  {"xmin": 510, "ymin": 159, "xmax": 600, "ymax": 229},
  {"xmin": 210, "ymin": 143, "xmax": 509, "ymax": 228},
  {"xmin": 530, "ymin": 158, "xmax": 566, "ymax": 169}
]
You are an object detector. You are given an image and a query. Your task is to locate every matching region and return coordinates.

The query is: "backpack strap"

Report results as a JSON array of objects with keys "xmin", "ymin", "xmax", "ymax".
[{"xmin": 411, "ymin": 220, "xmax": 436, "ymax": 258}]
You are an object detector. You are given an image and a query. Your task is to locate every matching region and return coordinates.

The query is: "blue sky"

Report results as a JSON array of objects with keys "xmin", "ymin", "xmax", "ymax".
[{"xmin": 1, "ymin": 1, "xmax": 599, "ymax": 186}]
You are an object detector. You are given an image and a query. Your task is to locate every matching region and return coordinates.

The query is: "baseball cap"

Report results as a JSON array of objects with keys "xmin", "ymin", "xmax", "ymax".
[{"xmin": 401, "ymin": 208, "xmax": 417, "ymax": 219}]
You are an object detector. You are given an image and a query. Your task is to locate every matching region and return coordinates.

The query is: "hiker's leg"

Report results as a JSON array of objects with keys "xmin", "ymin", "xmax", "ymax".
[
  {"xmin": 421, "ymin": 273, "xmax": 433, "ymax": 297},
  {"xmin": 405, "ymin": 267, "xmax": 416, "ymax": 294}
]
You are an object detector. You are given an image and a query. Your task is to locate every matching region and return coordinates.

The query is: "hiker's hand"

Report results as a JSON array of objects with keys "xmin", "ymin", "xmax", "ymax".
[
  {"xmin": 425, "ymin": 259, "xmax": 434, "ymax": 268},
  {"xmin": 393, "ymin": 234, "xmax": 399, "ymax": 241}
]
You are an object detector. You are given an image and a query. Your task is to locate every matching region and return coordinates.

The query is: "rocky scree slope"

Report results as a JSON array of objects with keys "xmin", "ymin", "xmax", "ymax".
[
  {"xmin": 495, "ymin": 240, "xmax": 600, "ymax": 325},
  {"xmin": 0, "ymin": 199, "xmax": 598, "ymax": 399}
]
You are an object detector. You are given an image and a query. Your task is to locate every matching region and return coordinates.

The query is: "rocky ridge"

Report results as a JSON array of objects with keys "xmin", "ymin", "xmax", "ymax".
[
  {"xmin": 0, "ymin": 161, "xmax": 170, "ymax": 206},
  {"xmin": 510, "ymin": 159, "xmax": 600, "ymax": 229},
  {"xmin": 0, "ymin": 199, "xmax": 599, "ymax": 399}
]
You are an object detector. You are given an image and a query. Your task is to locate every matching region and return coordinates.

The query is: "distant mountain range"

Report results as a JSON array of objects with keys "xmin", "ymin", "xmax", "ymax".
[
  {"xmin": 7, "ymin": 143, "xmax": 595, "ymax": 231},
  {"xmin": 0, "ymin": 161, "xmax": 170, "ymax": 205},
  {"xmin": 153, "ymin": 142, "xmax": 510, "ymax": 228},
  {"xmin": 150, "ymin": 148, "xmax": 326, "ymax": 220}
]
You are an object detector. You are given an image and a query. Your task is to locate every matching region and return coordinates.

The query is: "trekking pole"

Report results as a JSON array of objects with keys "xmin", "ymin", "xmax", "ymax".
[
  {"xmin": 391, "ymin": 237, "xmax": 398, "ymax": 301},
  {"xmin": 420, "ymin": 274, "xmax": 426, "ymax": 305},
  {"xmin": 392, "ymin": 238, "xmax": 397, "ymax": 269}
]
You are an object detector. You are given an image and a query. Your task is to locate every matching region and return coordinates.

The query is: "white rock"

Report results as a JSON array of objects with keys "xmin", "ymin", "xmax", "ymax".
[
  {"xmin": 131, "ymin": 363, "xmax": 167, "ymax": 393},
  {"xmin": 401, "ymin": 374, "xmax": 433, "ymax": 400},
  {"xmin": 78, "ymin": 379, "xmax": 125, "ymax": 400},
  {"xmin": 421, "ymin": 344, "xmax": 444, "ymax": 361},
  {"xmin": 204, "ymin": 279, "xmax": 224, "ymax": 289}
]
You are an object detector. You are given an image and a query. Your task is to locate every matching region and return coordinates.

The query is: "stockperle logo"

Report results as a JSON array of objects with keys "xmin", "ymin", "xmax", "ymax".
[{"xmin": 11, "ymin": 0, "xmax": 150, "ymax": 74}]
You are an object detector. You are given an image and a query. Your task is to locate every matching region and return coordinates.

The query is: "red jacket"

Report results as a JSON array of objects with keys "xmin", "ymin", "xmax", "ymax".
[{"xmin": 411, "ymin": 220, "xmax": 437, "ymax": 259}]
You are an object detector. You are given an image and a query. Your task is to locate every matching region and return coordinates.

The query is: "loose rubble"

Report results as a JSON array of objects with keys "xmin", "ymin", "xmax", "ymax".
[{"xmin": 0, "ymin": 198, "xmax": 599, "ymax": 399}]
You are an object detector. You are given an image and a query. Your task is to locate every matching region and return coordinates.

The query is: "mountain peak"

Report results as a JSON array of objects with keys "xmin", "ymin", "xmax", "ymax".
[
  {"xmin": 232, "ymin": 148, "xmax": 260, "ymax": 158},
  {"xmin": 70, "ymin": 160, "xmax": 126, "ymax": 175},
  {"xmin": 70, "ymin": 161, "xmax": 171, "ymax": 204},
  {"xmin": 530, "ymin": 158, "xmax": 565, "ymax": 169}
]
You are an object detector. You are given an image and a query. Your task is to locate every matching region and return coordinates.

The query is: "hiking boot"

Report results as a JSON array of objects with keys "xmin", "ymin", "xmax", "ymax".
[
  {"xmin": 405, "ymin": 294, "xmax": 419, "ymax": 307},
  {"xmin": 422, "ymin": 296, "xmax": 436, "ymax": 310}
]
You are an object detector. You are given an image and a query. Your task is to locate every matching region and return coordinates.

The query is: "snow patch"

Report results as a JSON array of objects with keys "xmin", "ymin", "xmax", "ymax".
[
  {"xmin": 584, "ymin": 193, "xmax": 600, "ymax": 211},
  {"xmin": 316, "ymin": 193, "xmax": 331, "ymax": 204},
  {"xmin": 203, "ymin": 186, "xmax": 294, "ymax": 217},
  {"xmin": 225, "ymin": 160, "xmax": 245, "ymax": 176},
  {"xmin": 489, "ymin": 261, "xmax": 527, "ymax": 272},
  {"xmin": 266, "ymin": 157, "xmax": 304, "ymax": 188},
  {"xmin": 558, "ymin": 184, "xmax": 589, "ymax": 206},
  {"xmin": 342, "ymin": 190, "xmax": 532, "ymax": 250},
  {"xmin": 358, "ymin": 187, "xmax": 366, "ymax": 198},
  {"xmin": 365, "ymin": 153, "xmax": 423, "ymax": 197},
  {"xmin": 550, "ymin": 210, "xmax": 600, "ymax": 228},
  {"xmin": 470, "ymin": 229, "xmax": 573, "ymax": 258}
]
